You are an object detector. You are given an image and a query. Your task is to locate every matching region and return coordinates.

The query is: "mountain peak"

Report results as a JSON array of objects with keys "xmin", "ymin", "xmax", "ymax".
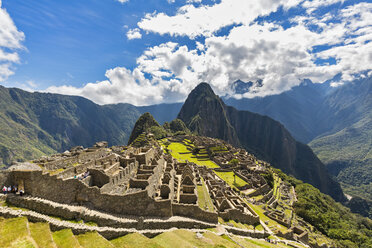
[
  {"xmin": 178, "ymin": 82, "xmax": 345, "ymax": 202},
  {"xmin": 178, "ymin": 82, "xmax": 240, "ymax": 146},
  {"xmin": 127, "ymin": 112, "xmax": 160, "ymax": 145},
  {"xmin": 189, "ymin": 82, "xmax": 216, "ymax": 98}
]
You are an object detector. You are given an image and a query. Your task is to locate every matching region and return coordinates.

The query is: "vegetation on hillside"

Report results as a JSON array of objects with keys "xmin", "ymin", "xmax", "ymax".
[
  {"xmin": 128, "ymin": 112, "xmax": 162, "ymax": 145},
  {"xmin": 275, "ymin": 169, "xmax": 372, "ymax": 248},
  {"xmin": 0, "ymin": 86, "xmax": 141, "ymax": 165}
]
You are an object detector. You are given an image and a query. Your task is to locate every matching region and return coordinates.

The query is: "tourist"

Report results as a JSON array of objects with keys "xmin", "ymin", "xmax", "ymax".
[
  {"xmin": 19, "ymin": 189, "xmax": 24, "ymax": 196},
  {"xmin": 2, "ymin": 185, "xmax": 7, "ymax": 194},
  {"xmin": 7, "ymin": 186, "xmax": 11, "ymax": 193}
]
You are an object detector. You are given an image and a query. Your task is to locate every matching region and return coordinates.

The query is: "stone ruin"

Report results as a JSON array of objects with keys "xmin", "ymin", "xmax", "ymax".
[
  {"xmin": 0, "ymin": 141, "xmax": 221, "ymax": 225},
  {"xmin": 0, "ymin": 136, "xmax": 314, "ymax": 246}
]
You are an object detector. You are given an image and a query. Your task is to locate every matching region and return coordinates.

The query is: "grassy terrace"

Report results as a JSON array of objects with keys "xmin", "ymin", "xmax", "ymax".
[
  {"xmin": 197, "ymin": 178, "xmax": 215, "ymax": 212},
  {"xmin": 273, "ymin": 173, "xmax": 281, "ymax": 200},
  {"xmin": 245, "ymin": 200, "xmax": 289, "ymax": 233},
  {"xmin": 0, "ymin": 217, "xmax": 34, "ymax": 248},
  {"xmin": 29, "ymin": 222, "xmax": 56, "ymax": 248},
  {"xmin": 218, "ymin": 217, "xmax": 261, "ymax": 231},
  {"xmin": 0, "ymin": 215, "xmax": 298, "ymax": 248},
  {"xmin": 164, "ymin": 141, "xmax": 219, "ymax": 169},
  {"xmin": 214, "ymin": 171, "xmax": 247, "ymax": 190},
  {"xmin": 152, "ymin": 229, "xmax": 241, "ymax": 248}
]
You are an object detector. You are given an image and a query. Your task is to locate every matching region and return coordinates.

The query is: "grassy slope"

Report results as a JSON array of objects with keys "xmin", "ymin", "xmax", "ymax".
[
  {"xmin": 111, "ymin": 233, "xmax": 164, "ymax": 248},
  {"xmin": 52, "ymin": 229, "xmax": 81, "ymax": 248},
  {"xmin": 214, "ymin": 171, "xmax": 247, "ymax": 189},
  {"xmin": 197, "ymin": 177, "xmax": 215, "ymax": 212},
  {"xmin": 76, "ymin": 232, "xmax": 114, "ymax": 248},
  {"xmin": 29, "ymin": 222, "xmax": 56, "ymax": 248},
  {"xmin": 0, "ymin": 217, "xmax": 36, "ymax": 248},
  {"xmin": 152, "ymin": 229, "xmax": 239, "ymax": 248},
  {"xmin": 167, "ymin": 142, "xmax": 219, "ymax": 168}
]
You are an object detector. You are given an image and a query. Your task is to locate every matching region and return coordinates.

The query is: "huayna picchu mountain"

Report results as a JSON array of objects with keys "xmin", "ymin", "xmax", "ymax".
[
  {"xmin": 127, "ymin": 112, "xmax": 161, "ymax": 145},
  {"xmin": 178, "ymin": 83, "xmax": 345, "ymax": 202}
]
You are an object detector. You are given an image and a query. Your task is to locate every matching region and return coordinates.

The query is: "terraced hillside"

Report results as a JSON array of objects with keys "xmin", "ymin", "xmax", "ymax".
[
  {"xmin": 0, "ymin": 214, "xmax": 298, "ymax": 248},
  {"xmin": 1, "ymin": 132, "xmax": 370, "ymax": 247}
]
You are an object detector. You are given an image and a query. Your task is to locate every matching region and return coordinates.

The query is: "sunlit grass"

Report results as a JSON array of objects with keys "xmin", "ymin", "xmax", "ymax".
[
  {"xmin": 52, "ymin": 229, "xmax": 81, "ymax": 248},
  {"xmin": 76, "ymin": 232, "xmax": 114, "ymax": 248},
  {"xmin": 214, "ymin": 171, "xmax": 247, "ymax": 190},
  {"xmin": 197, "ymin": 178, "xmax": 215, "ymax": 212},
  {"xmin": 167, "ymin": 142, "xmax": 219, "ymax": 168},
  {"xmin": 111, "ymin": 232, "xmax": 163, "ymax": 248},
  {"xmin": 29, "ymin": 222, "xmax": 55, "ymax": 248}
]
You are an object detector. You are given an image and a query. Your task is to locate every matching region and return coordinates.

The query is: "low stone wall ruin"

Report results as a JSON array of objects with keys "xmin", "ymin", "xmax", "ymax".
[
  {"xmin": 9, "ymin": 170, "xmax": 172, "ymax": 218},
  {"xmin": 172, "ymin": 203, "xmax": 218, "ymax": 223},
  {"xmin": 219, "ymin": 208, "xmax": 259, "ymax": 225},
  {"xmin": 0, "ymin": 171, "xmax": 10, "ymax": 186},
  {"xmin": 248, "ymin": 184, "xmax": 270, "ymax": 197}
]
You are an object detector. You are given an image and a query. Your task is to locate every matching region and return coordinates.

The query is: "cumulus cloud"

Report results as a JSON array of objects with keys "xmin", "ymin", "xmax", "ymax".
[
  {"xmin": 116, "ymin": 0, "xmax": 129, "ymax": 3},
  {"xmin": 47, "ymin": 0, "xmax": 372, "ymax": 105},
  {"xmin": 126, "ymin": 28, "xmax": 142, "ymax": 40},
  {"xmin": 0, "ymin": 1, "xmax": 25, "ymax": 81},
  {"xmin": 46, "ymin": 67, "xmax": 185, "ymax": 105},
  {"xmin": 137, "ymin": 0, "xmax": 302, "ymax": 39}
]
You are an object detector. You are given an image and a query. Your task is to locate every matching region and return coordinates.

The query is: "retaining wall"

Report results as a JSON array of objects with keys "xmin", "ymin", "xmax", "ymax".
[
  {"xmin": 9, "ymin": 170, "xmax": 172, "ymax": 217},
  {"xmin": 172, "ymin": 203, "xmax": 218, "ymax": 223}
]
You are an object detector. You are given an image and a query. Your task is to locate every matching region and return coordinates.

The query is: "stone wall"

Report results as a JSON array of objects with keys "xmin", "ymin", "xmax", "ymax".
[
  {"xmin": 135, "ymin": 148, "xmax": 155, "ymax": 165},
  {"xmin": 43, "ymin": 157, "xmax": 79, "ymax": 171},
  {"xmin": 0, "ymin": 171, "xmax": 10, "ymax": 186},
  {"xmin": 57, "ymin": 161, "xmax": 94, "ymax": 179},
  {"xmin": 219, "ymin": 209, "xmax": 259, "ymax": 225},
  {"xmin": 261, "ymin": 189, "xmax": 273, "ymax": 202},
  {"xmin": 43, "ymin": 149, "xmax": 107, "ymax": 171},
  {"xmin": 9, "ymin": 170, "xmax": 172, "ymax": 217},
  {"xmin": 6, "ymin": 195, "xmax": 217, "ymax": 232},
  {"xmin": 172, "ymin": 203, "xmax": 218, "ymax": 223},
  {"xmin": 146, "ymin": 157, "xmax": 165, "ymax": 198},
  {"xmin": 248, "ymin": 184, "xmax": 270, "ymax": 197}
]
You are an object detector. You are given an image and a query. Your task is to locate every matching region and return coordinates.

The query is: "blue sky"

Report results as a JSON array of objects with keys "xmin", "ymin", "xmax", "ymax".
[{"xmin": 0, "ymin": 0, "xmax": 371, "ymax": 105}]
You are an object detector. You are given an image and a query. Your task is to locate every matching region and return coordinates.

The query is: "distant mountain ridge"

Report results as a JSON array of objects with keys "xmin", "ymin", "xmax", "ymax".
[
  {"xmin": 224, "ymin": 76, "xmax": 372, "ymax": 203},
  {"xmin": 0, "ymin": 86, "xmax": 142, "ymax": 165},
  {"xmin": 0, "ymin": 86, "xmax": 184, "ymax": 167},
  {"xmin": 178, "ymin": 83, "xmax": 345, "ymax": 202},
  {"xmin": 224, "ymin": 79, "xmax": 330, "ymax": 143}
]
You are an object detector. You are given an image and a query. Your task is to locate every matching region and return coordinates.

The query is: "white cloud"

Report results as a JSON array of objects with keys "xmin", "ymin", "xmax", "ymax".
[
  {"xmin": 126, "ymin": 28, "xmax": 142, "ymax": 40},
  {"xmin": 47, "ymin": 1, "xmax": 372, "ymax": 105},
  {"xmin": 46, "ymin": 67, "xmax": 181, "ymax": 106},
  {"xmin": 0, "ymin": 2, "xmax": 25, "ymax": 81},
  {"xmin": 137, "ymin": 0, "xmax": 302, "ymax": 39},
  {"xmin": 116, "ymin": 0, "xmax": 129, "ymax": 3},
  {"xmin": 302, "ymin": 0, "xmax": 344, "ymax": 13}
]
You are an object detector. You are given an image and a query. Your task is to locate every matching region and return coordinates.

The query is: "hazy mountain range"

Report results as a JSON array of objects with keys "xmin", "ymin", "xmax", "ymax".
[{"xmin": 225, "ymin": 77, "xmax": 372, "ymax": 202}]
